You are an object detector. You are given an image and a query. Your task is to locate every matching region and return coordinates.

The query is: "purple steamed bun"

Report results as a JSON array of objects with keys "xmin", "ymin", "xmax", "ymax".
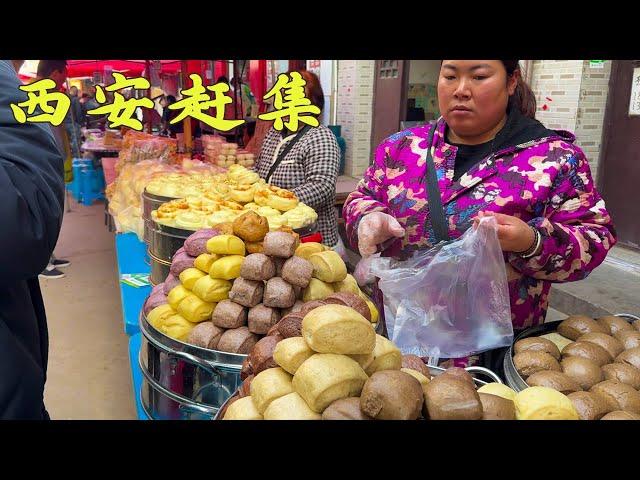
[
  {"xmin": 144, "ymin": 291, "xmax": 168, "ymax": 315},
  {"xmin": 184, "ymin": 228, "xmax": 220, "ymax": 257},
  {"xmin": 162, "ymin": 273, "xmax": 181, "ymax": 295},
  {"xmin": 170, "ymin": 251, "xmax": 196, "ymax": 276}
]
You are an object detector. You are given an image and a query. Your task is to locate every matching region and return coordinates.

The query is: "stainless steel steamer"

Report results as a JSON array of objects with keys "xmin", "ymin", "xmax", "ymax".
[
  {"xmin": 138, "ymin": 311, "xmax": 246, "ymax": 420},
  {"xmin": 142, "ymin": 189, "xmax": 178, "ymax": 244}
]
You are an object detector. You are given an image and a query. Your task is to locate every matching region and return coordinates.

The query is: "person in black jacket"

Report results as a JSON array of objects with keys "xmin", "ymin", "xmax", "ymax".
[{"xmin": 0, "ymin": 60, "xmax": 64, "ymax": 419}]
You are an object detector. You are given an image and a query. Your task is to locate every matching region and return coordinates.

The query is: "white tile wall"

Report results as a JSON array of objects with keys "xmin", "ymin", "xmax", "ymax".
[
  {"xmin": 530, "ymin": 60, "xmax": 611, "ymax": 182},
  {"xmin": 336, "ymin": 60, "xmax": 612, "ymax": 182},
  {"xmin": 574, "ymin": 61, "xmax": 612, "ymax": 181},
  {"xmin": 531, "ymin": 60, "xmax": 584, "ymax": 132},
  {"xmin": 337, "ymin": 60, "xmax": 375, "ymax": 177}
]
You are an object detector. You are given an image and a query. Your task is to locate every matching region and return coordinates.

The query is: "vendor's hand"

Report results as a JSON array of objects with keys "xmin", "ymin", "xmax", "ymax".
[
  {"xmin": 473, "ymin": 211, "xmax": 536, "ymax": 253},
  {"xmin": 357, "ymin": 212, "xmax": 405, "ymax": 257}
]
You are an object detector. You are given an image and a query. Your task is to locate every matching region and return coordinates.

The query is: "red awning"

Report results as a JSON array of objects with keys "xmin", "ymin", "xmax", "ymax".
[{"xmin": 65, "ymin": 60, "xmax": 184, "ymax": 78}]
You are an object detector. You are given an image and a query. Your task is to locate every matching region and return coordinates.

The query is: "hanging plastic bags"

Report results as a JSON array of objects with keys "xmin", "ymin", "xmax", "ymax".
[{"xmin": 369, "ymin": 216, "xmax": 513, "ymax": 359}]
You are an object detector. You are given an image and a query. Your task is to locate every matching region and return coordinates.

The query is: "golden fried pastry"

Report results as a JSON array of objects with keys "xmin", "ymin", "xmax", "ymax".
[
  {"xmin": 243, "ymin": 202, "xmax": 260, "ymax": 211},
  {"xmin": 232, "ymin": 211, "xmax": 270, "ymax": 242},
  {"xmin": 256, "ymin": 206, "xmax": 281, "ymax": 218},
  {"xmin": 203, "ymin": 190, "xmax": 227, "ymax": 203},
  {"xmin": 266, "ymin": 215, "xmax": 287, "ymax": 230},
  {"xmin": 207, "ymin": 210, "xmax": 240, "ymax": 227},
  {"xmin": 215, "ymin": 222, "xmax": 235, "ymax": 235},
  {"xmin": 175, "ymin": 211, "xmax": 205, "ymax": 230},
  {"xmin": 253, "ymin": 187, "xmax": 270, "ymax": 207},
  {"xmin": 229, "ymin": 184, "xmax": 256, "ymax": 204},
  {"xmin": 246, "ymin": 241, "xmax": 264, "ymax": 254},
  {"xmin": 253, "ymin": 185, "xmax": 299, "ymax": 212},
  {"xmin": 266, "ymin": 187, "xmax": 299, "ymax": 212}
]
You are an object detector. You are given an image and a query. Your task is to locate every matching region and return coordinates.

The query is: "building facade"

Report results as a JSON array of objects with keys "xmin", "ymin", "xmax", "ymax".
[{"xmin": 333, "ymin": 60, "xmax": 613, "ymax": 182}]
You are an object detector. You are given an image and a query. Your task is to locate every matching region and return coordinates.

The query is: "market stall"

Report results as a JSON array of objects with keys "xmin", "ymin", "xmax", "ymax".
[
  {"xmin": 106, "ymin": 141, "xmax": 640, "ymax": 420},
  {"xmin": 115, "ymin": 183, "xmax": 640, "ymax": 420},
  {"xmin": 107, "ymin": 132, "xmax": 326, "ymax": 418},
  {"xmin": 92, "ymin": 60, "xmax": 640, "ymax": 422}
]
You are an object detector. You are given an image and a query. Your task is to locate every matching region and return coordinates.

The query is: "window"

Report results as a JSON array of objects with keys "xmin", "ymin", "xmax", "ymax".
[{"xmin": 379, "ymin": 60, "xmax": 399, "ymax": 79}]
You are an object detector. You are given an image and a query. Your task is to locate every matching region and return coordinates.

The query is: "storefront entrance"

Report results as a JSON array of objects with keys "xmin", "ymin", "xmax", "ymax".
[{"xmin": 598, "ymin": 60, "xmax": 640, "ymax": 250}]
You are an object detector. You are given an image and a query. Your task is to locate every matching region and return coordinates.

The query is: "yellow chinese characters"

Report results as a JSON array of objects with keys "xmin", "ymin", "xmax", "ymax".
[
  {"xmin": 87, "ymin": 73, "xmax": 154, "ymax": 131},
  {"xmin": 168, "ymin": 74, "xmax": 244, "ymax": 132},
  {"xmin": 10, "ymin": 79, "xmax": 71, "ymax": 126},
  {"xmin": 258, "ymin": 72, "xmax": 320, "ymax": 132}
]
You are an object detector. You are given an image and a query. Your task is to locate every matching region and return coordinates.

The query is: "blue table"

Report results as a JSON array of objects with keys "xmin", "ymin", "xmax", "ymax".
[
  {"xmin": 114, "ymin": 232, "xmax": 151, "ymax": 419},
  {"xmin": 115, "ymin": 232, "xmax": 151, "ymax": 336},
  {"xmin": 128, "ymin": 333, "xmax": 148, "ymax": 420}
]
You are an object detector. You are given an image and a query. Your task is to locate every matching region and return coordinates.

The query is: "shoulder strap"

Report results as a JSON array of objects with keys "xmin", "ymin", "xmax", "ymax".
[
  {"xmin": 265, "ymin": 124, "xmax": 312, "ymax": 183},
  {"xmin": 424, "ymin": 121, "xmax": 450, "ymax": 243}
]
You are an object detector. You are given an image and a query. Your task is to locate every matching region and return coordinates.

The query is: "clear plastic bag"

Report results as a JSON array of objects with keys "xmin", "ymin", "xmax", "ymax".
[{"xmin": 369, "ymin": 216, "xmax": 513, "ymax": 359}]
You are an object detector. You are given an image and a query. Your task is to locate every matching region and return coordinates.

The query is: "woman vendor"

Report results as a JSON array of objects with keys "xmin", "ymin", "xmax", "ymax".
[
  {"xmin": 343, "ymin": 60, "xmax": 616, "ymax": 364},
  {"xmin": 252, "ymin": 70, "xmax": 341, "ymax": 247}
]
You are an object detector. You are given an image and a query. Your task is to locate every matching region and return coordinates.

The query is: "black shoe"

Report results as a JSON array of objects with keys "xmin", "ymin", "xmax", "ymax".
[
  {"xmin": 39, "ymin": 267, "xmax": 66, "ymax": 279},
  {"xmin": 51, "ymin": 257, "xmax": 71, "ymax": 268}
]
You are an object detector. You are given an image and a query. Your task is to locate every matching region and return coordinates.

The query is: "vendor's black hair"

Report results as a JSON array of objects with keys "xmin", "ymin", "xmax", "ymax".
[{"xmin": 500, "ymin": 60, "xmax": 537, "ymax": 119}]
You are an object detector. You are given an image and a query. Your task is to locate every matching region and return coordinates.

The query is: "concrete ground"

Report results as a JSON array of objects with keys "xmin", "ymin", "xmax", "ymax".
[
  {"xmin": 549, "ymin": 245, "xmax": 640, "ymax": 319},
  {"xmin": 40, "ymin": 199, "xmax": 136, "ymax": 420}
]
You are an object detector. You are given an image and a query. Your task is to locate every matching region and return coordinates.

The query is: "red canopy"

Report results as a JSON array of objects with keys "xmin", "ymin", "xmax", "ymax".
[{"xmin": 65, "ymin": 60, "xmax": 183, "ymax": 78}]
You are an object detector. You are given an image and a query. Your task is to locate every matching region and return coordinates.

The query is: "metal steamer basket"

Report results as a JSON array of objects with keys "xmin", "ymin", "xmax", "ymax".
[
  {"xmin": 139, "ymin": 311, "xmax": 246, "ymax": 420},
  {"xmin": 503, "ymin": 313, "xmax": 640, "ymax": 392},
  {"xmin": 142, "ymin": 189, "xmax": 178, "ymax": 245},
  {"xmin": 213, "ymin": 364, "xmax": 503, "ymax": 420},
  {"xmin": 147, "ymin": 222, "xmax": 193, "ymax": 285},
  {"xmin": 149, "ymin": 222, "xmax": 193, "ymax": 263},
  {"xmin": 148, "ymin": 251, "xmax": 171, "ymax": 286}
]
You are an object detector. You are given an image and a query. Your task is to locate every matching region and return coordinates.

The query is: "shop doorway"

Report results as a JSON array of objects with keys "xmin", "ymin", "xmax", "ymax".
[
  {"xmin": 404, "ymin": 60, "xmax": 441, "ymax": 127},
  {"xmin": 370, "ymin": 60, "xmax": 441, "ymax": 157},
  {"xmin": 370, "ymin": 60, "xmax": 408, "ymax": 154},
  {"xmin": 598, "ymin": 60, "xmax": 640, "ymax": 250}
]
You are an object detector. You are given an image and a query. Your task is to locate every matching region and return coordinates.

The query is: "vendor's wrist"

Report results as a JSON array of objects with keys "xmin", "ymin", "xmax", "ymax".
[{"xmin": 517, "ymin": 227, "xmax": 542, "ymax": 259}]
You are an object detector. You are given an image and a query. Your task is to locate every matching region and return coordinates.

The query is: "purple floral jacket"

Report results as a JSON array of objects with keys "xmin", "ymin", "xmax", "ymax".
[{"xmin": 343, "ymin": 120, "xmax": 616, "ymax": 330}]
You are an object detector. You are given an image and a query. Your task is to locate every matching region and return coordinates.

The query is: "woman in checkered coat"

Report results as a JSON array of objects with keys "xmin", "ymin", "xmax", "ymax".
[{"xmin": 253, "ymin": 71, "xmax": 341, "ymax": 247}]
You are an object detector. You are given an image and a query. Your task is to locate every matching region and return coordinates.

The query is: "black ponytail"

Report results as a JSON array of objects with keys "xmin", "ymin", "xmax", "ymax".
[{"xmin": 501, "ymin": 60, "xmax": 537, "ymax": 118}]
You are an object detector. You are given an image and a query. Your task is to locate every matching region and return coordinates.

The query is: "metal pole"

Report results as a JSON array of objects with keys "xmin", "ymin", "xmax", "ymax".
[
  {"xmin": 145, "ymin": 60, "xmax": 152, "ymax": 134},
  {"xmin": 181, "ymin": 60, "xmax": 193, "ymax": 153}
]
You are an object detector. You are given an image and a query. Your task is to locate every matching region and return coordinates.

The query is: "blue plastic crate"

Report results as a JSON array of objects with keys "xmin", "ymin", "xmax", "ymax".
[
  {"xmin": 70, "ymin": 159, "xmax": 94, "ymax": 202},
  {"xmin": 80, "ymin": 169, "xmax": 105, "ymax": 205}
]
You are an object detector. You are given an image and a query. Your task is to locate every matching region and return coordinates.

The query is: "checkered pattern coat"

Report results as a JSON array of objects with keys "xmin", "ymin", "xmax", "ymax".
[{"xmin": 254, "ymin": 125, "xmax": 340, "ymax": 246}]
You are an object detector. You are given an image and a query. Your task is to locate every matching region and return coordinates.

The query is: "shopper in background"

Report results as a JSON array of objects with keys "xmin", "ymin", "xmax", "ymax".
[
  {"xmin": 161, "ymin": 94, "xmax": 201, "ymax": 140},
  {"xmin": 230, "ymin": 76, "xmax": 257, "ymax": 119},
  {"xmin": 35, "ymin": 60, "xmax": 72, "ymax": 279},
  {"xmin": 161, "ymin": 94, "xmax": 180, "ymax": 136},
  {"xmin": 253, "ymin": 70, "xmax": 341, "ymax": 247},
  {"xmin": 1, "ymin": 59, "xmax": 65, "ymax": 419},
  {"xmin": 82, "ymin": 84, "xmax": 102, "ymax": 128},
  {"xmin": 344, "ymin": 60, "xmax": 616, "ymax": 366},
  {"xmin": 35, "ymin": 61, "xmax": 82, "ymax": 159},
  {"xmin": 67, "ymin": 85, "xmax": 83, "ymax": 146}
]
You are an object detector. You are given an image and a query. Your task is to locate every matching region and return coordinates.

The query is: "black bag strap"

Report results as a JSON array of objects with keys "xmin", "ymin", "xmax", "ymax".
[
  {"xmin": 265, "ymin": 125, "xmax": 311, "ymax": 183},
  {"xmin": 424, "ymin": 120, "xmax": 450, "ymax": 242}
]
